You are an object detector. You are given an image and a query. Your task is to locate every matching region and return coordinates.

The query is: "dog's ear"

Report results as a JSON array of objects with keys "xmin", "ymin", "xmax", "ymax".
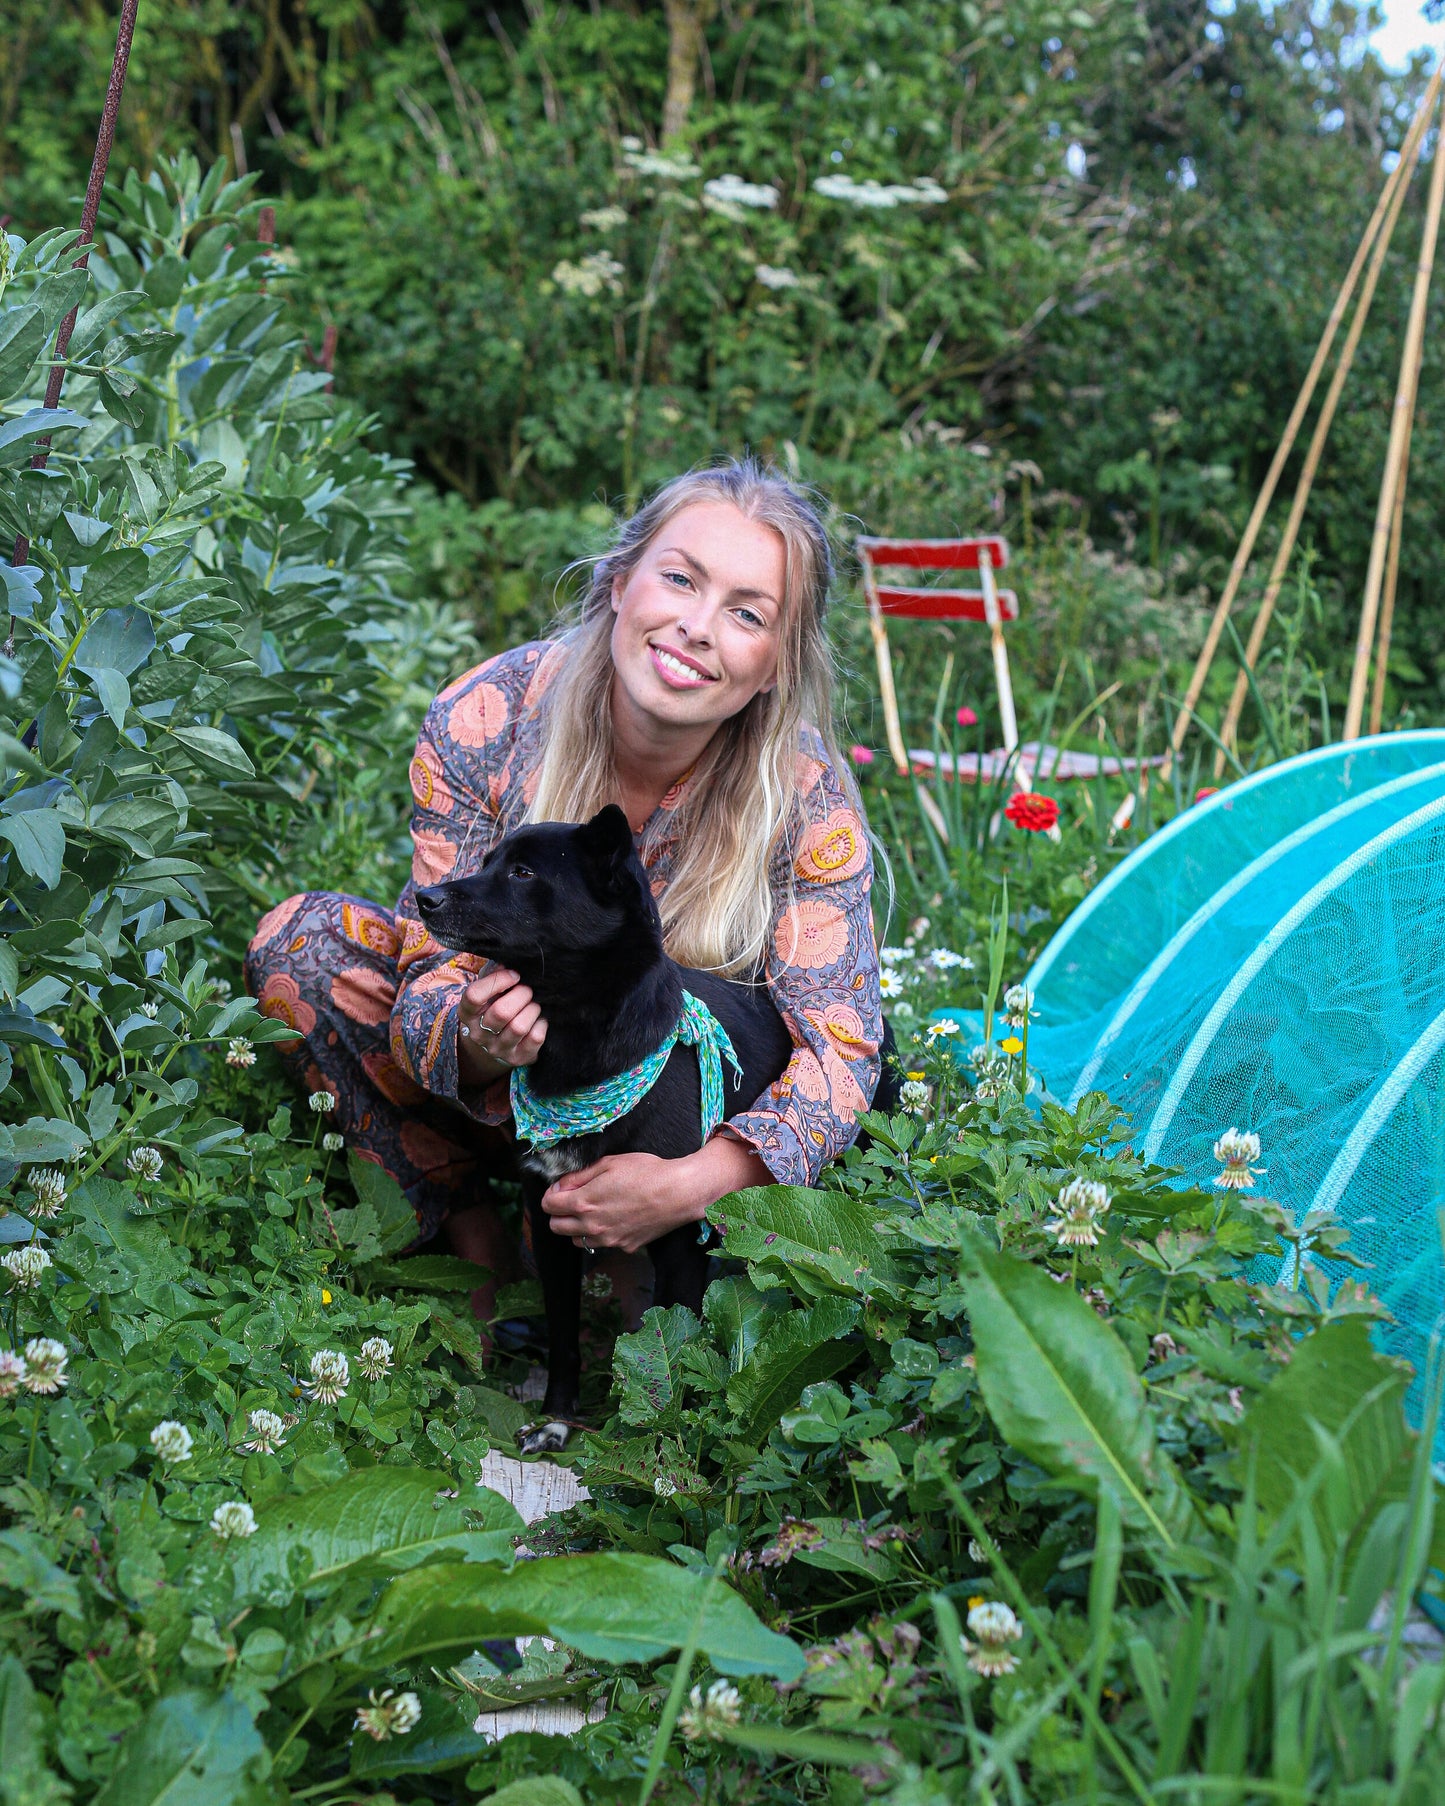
[{"xmin": 577, "ymin": 804, "xmax": 635, "ymax": 892}]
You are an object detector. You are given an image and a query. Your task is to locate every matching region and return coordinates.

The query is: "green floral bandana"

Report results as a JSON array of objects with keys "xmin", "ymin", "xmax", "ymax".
[{"xmin": 510, "ymin": 991, "xmax": 744, "ymax": 1152}]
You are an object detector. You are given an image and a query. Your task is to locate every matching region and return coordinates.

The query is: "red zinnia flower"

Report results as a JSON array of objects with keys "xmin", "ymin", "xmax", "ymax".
[
  {"xmin": 956, "ymin": 705, "xmax": 978, "ymax": 727},
  {"xmin": 1004, "ymin": 791, "xmax": 1060, "ymax": 833},
  {"xmin": 849, "ymin": 744, "xmax": 875, "ymax": 766}
]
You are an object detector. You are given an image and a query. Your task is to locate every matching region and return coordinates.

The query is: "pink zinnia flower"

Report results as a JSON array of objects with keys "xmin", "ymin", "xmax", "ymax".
[
  {"xmin": 956, "ymin": 706, "xmax": 978, "ymax": 727},
  {"xmin": 849, "ymin": 745, "xmax": 875, "ymax": 766}
]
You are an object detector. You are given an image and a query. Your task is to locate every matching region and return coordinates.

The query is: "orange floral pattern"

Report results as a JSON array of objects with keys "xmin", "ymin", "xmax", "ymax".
[{"xmin": 245, "ymin": 638, "xmax": 883, "ymax": 1195}]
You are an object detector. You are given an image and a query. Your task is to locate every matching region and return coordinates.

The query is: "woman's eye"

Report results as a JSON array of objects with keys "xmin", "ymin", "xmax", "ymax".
[
  {"xmin": 736, "ymin": 607, "xmax": 765, "ymax": 628},
  {"xmin": 664, "ymin": 569, "xmax": 692, "ymax": 588}
]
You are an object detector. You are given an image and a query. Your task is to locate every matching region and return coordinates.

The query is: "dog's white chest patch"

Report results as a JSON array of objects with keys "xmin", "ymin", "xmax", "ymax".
[{"xmin": 520, "ymin": 1143, "xmax": 589, "ymax": 1181}]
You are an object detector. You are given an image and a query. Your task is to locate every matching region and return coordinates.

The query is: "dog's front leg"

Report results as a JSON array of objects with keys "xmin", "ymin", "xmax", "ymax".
[
  {"xmin": 648, "ymin": 1224, "xmax": 709, "ymax": 1317},
  {"xmin": 523, "ymin": 1186, "xmax": 584, "ymax": 1453}
]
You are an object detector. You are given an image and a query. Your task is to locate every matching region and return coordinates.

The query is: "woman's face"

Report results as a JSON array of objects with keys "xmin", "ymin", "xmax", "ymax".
[{"xmin": 609, "ymin": 500, "xmax": 786, "ymax": 743}]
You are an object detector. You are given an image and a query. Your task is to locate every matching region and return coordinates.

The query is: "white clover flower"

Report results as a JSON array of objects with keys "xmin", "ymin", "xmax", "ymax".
[
  {"xmin": 140, "ymin": 1001, "xmax": 159, "ymax": 1019},
  {"xmin": 931, "ymin": 949, "xmax": 973, "ymax": 970},
  {"xmin": 303, "ymin": 1349, "xmax": 349, "ymax": 1404},
  {"xmin": 354, "ymin": 1688, "xmax": 422, "ymax": 1741},
  {"xmin": 963, "ymin": 1600, "xmax": 1022, "ymax": 1676},
  {"xmin": 2, "ymin": 1246, "xmax": 51, "ymax": 1291},
  {"xmin": 679, "ymin": 1679, "xmax": 742, "ymax": 1742},
  {"xmin": 652, "ymin": 1474, "xmax": 678, "ymax": 1498},
  {"xmin": 322, "ymin": 1131, "xmax": 344, "ymax": 1153},
  {"xmin": 552, "ymin": 251, "xmax": 626, "ymax": 297},
  {"xmin": 579, "ymin": 203, "xmax": 628, "ymax": 230},
  {"xmin": 307, "ymin": 1091, "xmax": 336, "ymax": 1115},
  {"xmin": 126, "ymin": 1146, "xmax": 164, "ymax": 1182},
  {"xmin": 26, "ymin": 1168, "xmax": 67, "ymax": 1218},
  {"xmin": 0, "ymin": 1351, "xmax": 27, "ymax": 1397},
  {"xmin": 967, "ymin": 1539, "xmax": 988, "ymax": 1563},
  {"xmin": 1045, "ymin": 1177, "xmax": 1111, "ymax": 1248},
  {"xmin": 879, "ymin": 968, "xmax": 905, "ymax": 1000},
  {"xmin": 357, "ymin": 1336, "xmax": 393, "ymax": 1381},
  {"xmin": 150, "ymin": 1420, "xmax": 194, "ymax": 1465},
  {"xmin": 210, "ymin": 1500, "xmax": 258, "ymax": 1540},
  {"xmin": 754, "ymin": 264, "xmax": 800, "ymax": 290},
  {"xmin": 22, "ymin": 1337, "xmax": 68, "ymax": 1394},
  {"xmin": 1213, "ymin": 1127, "xmax": 1263, "ymax": 1191},
  {"xmin": 225, "ymin": 1038, "xmax": 256, "ymax": 1069},
  {"xmin": 926, "ymin": 1016, "xmax": 961, "ymax": 1042},
  {"xmin": 900, "ymin": 1078, "xmax": 931, "ymax": 1113},
  {"xmin": 1002, "ymin": 984, "xmax": 1038, "ymax": 1029},
  {"xmin": 240, "ymin": 1407, "xmax": 287, "ymax": 1454},
  {"xmin": 704, "ymin": 173, "xmax": 779, "ymax": 209},
  {"xmin": 968, "ymin": 1044, "xmax": 1010, "ymax": 1099}
]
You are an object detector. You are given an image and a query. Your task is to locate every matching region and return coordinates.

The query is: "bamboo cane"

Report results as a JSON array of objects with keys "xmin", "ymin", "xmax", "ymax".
[
  {"xmin": 862, "ymin": 553, "xmax": 911, "ymax": 777},
  {"xmin": 1367, "ymin": 399, "xmax": 1413, "ymax": 735},
  {"xmin": 1345, "ymin": 84, "xmax": 1445, "ymax": 741},
  {"xmin": 1214, "ymin": 69, "xmax": 1442, "ymax": 769},
  {"xmin": 9, "ymin": 0, "xmax": 140, "ymax": 576},
  {"xmin": 1160, "ymin": 63, "xmax": 1441, "ymax": 782}
]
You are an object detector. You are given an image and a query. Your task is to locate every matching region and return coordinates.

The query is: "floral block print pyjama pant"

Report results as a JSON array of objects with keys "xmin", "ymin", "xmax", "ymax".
[{"xmin": 243, "ymin": 891, "xmax": 512, "ymax": 1240}]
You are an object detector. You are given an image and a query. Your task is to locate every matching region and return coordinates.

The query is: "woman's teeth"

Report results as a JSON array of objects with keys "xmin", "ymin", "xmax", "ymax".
[{"xmin": 654, "ymin": 647, "xmax": 712, "ymax": 681}]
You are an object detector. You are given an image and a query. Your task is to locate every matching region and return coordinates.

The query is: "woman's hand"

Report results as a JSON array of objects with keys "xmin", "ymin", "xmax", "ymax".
[
  {"xmin": 457, "ymin": 967, "xmax": 547, "ymax": 1086},
  {"xmin": 541, "ymin": 1135, "xmax": 770, "ymax": 1255}
]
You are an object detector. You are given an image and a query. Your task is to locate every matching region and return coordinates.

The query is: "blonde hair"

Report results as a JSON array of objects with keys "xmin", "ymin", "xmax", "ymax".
[{"xmin": 525, "ymin": 459, "xmax": 851, "ymax": 974}]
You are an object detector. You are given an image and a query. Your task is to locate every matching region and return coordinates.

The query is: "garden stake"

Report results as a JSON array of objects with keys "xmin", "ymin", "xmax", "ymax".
[
  {"xmin": 8, "ymin": 0, "xmax": 140, "ymax": 576},
  {"xmin": 1216, "ymin": 64, "xmax": 1440, "ymax": 767},
  {"xmin": 1368, "ymin": 249, "xmax": 1430, "ymax": 733},
  {"xmin": 1163, "ymin": 55, "xmax": 1442, "ymax": 779},
  {"xmin": 1346, "ymin": 81, "xmax": 1445, "ymax": 738}
]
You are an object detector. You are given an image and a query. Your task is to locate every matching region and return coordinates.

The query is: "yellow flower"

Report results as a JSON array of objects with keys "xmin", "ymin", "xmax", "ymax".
[
  {"xmin": 968, "ymin": 1594, "xmax": 988, "ymax": 1609},
  {"xmin": 321, "ymin": 1289, "xmax": 332, "ymax": 1305},
  {"xmin": 1000, "ymin": 1035, "xmax": 1024, "ymax": 1055},
  {"xmin": 906, "ymin": 1070, "xmax": 926, "ymax": 1081}
]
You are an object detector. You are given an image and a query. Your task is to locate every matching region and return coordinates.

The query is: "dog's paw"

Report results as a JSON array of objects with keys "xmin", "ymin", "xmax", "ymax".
[{"xmin": 519, "ymin": 1420, "xmax": 572, "ymax": 1455}]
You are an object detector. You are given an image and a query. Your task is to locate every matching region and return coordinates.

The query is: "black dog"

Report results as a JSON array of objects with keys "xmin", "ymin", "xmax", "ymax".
[{"xmin": 414, "ymin": 804, "xmax": 796, "ymax": 1449}]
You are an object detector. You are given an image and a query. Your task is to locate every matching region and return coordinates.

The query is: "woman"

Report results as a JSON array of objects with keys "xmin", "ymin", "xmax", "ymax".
[{"xmin": 245, "ymin": 460, "xmax": 884, "ymax": 1306}]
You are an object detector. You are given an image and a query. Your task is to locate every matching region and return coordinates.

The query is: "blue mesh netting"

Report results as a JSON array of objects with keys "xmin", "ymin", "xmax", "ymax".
[{"xmin": 1016, "ymin": 732, "xmax": 1445, "ymax": 1443}]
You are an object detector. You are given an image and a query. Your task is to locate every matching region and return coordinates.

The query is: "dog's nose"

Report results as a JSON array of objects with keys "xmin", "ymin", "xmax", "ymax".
[{"xmin": 414, "ymin": 886, "xmax": 444, "ymax": 917}]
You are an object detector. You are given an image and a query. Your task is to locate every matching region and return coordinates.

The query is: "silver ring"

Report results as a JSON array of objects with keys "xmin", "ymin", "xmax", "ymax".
[{"xmin": 459, "ymin": 1025, "xmax": 471, "ymax": 1039}]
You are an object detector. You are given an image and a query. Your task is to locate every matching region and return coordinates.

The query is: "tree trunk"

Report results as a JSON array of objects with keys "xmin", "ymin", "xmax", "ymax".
[{"xmin": 661, "ymin": 0, "xmax": 711, "ymax": 148}]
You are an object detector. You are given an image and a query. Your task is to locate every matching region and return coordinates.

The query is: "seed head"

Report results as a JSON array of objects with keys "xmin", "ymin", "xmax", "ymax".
[
  {"xmin": 150, "ymin": 1420, "xmax": 194, "ymax": 1465},
  {"xmin": 225, "ymin": 1038, "xmax": 256, "ymax": 1069},
  {"xmin": 22, "ymin": 1337, "xmax": 68, "ymax": 1394},
  {"xmin": 240, "ymin": 1408, "xmax": 286, "ymax": 1453},
  {"xmin": 0, "ymin": 1351, "xmax": 27, "ymax": 1397},
  {"xmin": 308, "ymin": 1090, "xmax": 336, "ymax": 1114},
  {"xmin": 303, "ymin": 1349, "xmax": 349, "ymax": 1404},
  {"xmin": 126, "ymin": 1146, "xmax": 164, "ymax": 1183},
  {"xmin": 1, "ymin": 1245, "xmax": 51, "ymax": 1290},
  {"xmin": 354, "ymin": 1688, "xmax": 421, "ymax": 1741},
  {"xmin": 1214, "ymin": 1127, "xmax": 1263, "ymax": 1190},
  {"xmin": 210, "ymin": 1500, "xmax": 257, "ymax": 1540},
  {"xmin": 356, "ymin": 1336, "xmax": 393, "ymax": 1380},
  {"xmin": 963, "ymin": 1600, "xmax": 1023, "ymax": 1677},
  {"xmin": 679, "ymin": 1679, "xmax": 742, "ymax": 1742},
  {"xmin": 26, "ymin": 1169, "xmax": 67, "ymax": 1218},
  {"xmin": 1046, "ymin": 1177, "xmax": 1111, "ymax": 1248}
]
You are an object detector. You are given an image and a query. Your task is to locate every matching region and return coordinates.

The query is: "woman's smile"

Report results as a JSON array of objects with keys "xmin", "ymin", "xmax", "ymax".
[{"xmin": 648, "ymin": 642, "xmax": 718, "ymax": 687}]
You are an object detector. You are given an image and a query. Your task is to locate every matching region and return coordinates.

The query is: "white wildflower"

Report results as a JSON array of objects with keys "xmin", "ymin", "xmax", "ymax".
[
  {"xmin": 1213, "ymin": 1127, "xmax": 1263, "ymax": 1191},
  {"xmin": 926, "ymin": 1016, "xmax": 961, "ymax": 1042},
  {"xmin": 210, "ymin": 1500, "xmax": 257, "ymax": 1540},
  {"xmin": 307, "ymin": 1091, "xmax": 336, "ymax": 1115},
  {"xmin": 814, "ymin": 172, "xmax": 947, "ymax": 208},
  {"xmin": 240, "ymin": 1408, "xmax": 286, "ymax": 1454},
  {"xmin": 880, "ymin": 945, "xmax": 915, "ymax": 964},
  {"xmin": 1045, "ymin": 1177, "xmax": 1111, "ymax": 1249},
  {"xmin": 879, "ymin": 968, "xmax": 905, "ymax": 1000},
  {"xmin": 26, "ymin": 1169, "xmax": 67, "ymax": 1218},
  {"xmin": 967, "ymin": 1539, "xmax": 987, "ymax": 1564},
  {"xmin": 963, "ymin": 1600, "xmax": 1023, "ymax": 1676},
  {"xmin": 679, "ymin": 1679, "xmax": 742, "ymax": 1742},
  {"xmin": 900, "ymin": 1078, "xmax": 931, "ymax": 1113},
  {"xmin": 968, "ymin": 1044, "xmax": 1010, "ymax": 1099},
  {"xmin": 150, "ymin": 1420, "xmax": 194, "ymax": 1465},
  {"xmin": 303, "ymin": 1349, "xmax": 349, "ymax": 1404},
  {"xmin": 579, "ymin": 204, "xmax": 628, "ymax": 230},
  {"xmin": 354, "ymin": 1688, "xmax": 422, "ymax": 1741},
  {"xmin": 0, "ymin": 1351, "xmax": 27, "ymax": 1397},
  {"xmin": 623, "ymin": 147, "xmax": 701, "ymax": 179},
  {"xmin": 754, "ymin": 263, "xmax": 800, "ymax": 290},
  {"xmin": 141, "ymin": 1001, "xmax": 159, "ymax": 1019},
  {"xmin": 931, "ymin": 949, "xmax": 973, "ymax": 970},
  {"xmin": 653, "ymin": 1474, "xmax": 678, "ymax": 1497},
  {"xmin": 322, "ymin": 1131, "xmax": 344, "ymax": 1152},
  {"xmin": 357, "ymin": 1336, "xmax": 393, "ymax": 1381},
  {"xmin": 552, "ymin": 251, "xmax": 625, "ymax": 297},
  {"xmin": 1, "ymin": 1246, "xmax": 51, "ymax": 1291},
  {"xmin": 1002, "ymin": 984, "xmax": 1038, "ymax": 1029},
  {"xmin": 22, "ymin": 1337, "xmax": 68, "ymax": 1394},
  {"xmin": 225, "ymin": 1038, "xmax": 256, "ymax": 1068},
  {"xmin": 126, "ymin": 1145, "xmax": 164, "ymax": 1181},
  {"xmin": 704, "ymin": 173, "xmax": 779, "ymax": 209}
]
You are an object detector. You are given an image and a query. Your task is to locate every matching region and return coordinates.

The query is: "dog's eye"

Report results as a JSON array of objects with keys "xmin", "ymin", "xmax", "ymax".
[{"xmin": 510, "ymin": 863, "xmax": 534, "ymax": 881}]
